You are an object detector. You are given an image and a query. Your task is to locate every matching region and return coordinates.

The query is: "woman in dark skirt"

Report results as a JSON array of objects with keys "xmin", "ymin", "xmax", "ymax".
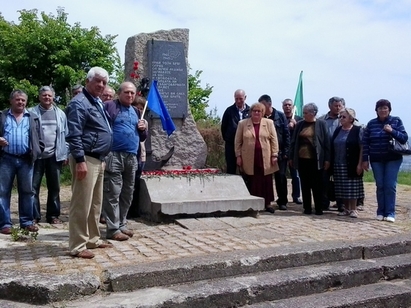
[
  {"xmin": 331, "ymin": 108, "xmax": 364, "ymax": 218},
  {"xmin": 235, "ymin": 102, "xmax": 279, "ymax": 212}
]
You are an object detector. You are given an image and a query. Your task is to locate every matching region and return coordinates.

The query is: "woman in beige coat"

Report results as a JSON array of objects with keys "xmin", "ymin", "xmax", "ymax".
[{"xmin": 235, "ymin": 102, "xmax": 279, "ymax": 212}]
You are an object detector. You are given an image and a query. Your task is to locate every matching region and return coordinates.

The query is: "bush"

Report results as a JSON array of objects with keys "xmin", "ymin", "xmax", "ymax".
[{"xmin": 197, "ymin": 120, "xmax": 225, "ymax": 171}]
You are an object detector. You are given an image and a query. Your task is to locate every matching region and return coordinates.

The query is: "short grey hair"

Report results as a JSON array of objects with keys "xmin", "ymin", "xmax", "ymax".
[
  {"xmin": 87, "ymin": 67, "xmax": 109, "ymax": 81},
  {"xmin": 303, "ymin": 103, "xmax": 318, "ymax": 116},
  {"xmin": 9, "ymin": 89, "xmax": 28, "ymax": 100},
  {"xmin": 72, "ymin": 84, "xmax": 83, "ymax": 91},
  {"xmin": 328, "ymin": 96, "xmax": 345, "ymax": 108},
  {"xmin": 39, "ymin": 85, "xmax": 55, "ymax": 96}
]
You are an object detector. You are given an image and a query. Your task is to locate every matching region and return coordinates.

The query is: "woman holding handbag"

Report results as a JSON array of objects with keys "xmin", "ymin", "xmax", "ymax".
[{"xmin": 362, "ymin": 99, "xmax": 408, "ymax": 222}]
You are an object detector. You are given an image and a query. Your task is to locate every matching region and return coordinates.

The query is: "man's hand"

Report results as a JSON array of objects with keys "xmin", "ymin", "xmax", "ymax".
[
  {"xmin": 76, "ymin": 162, "xmax": 88, "ymax": 180},
  {"xmin": 137, "ymin": 120, "xmax": 146, "ymax": 131},
  {"xmin": 0, "ymin": 137, "xmax": 9, "ymax": 147}
]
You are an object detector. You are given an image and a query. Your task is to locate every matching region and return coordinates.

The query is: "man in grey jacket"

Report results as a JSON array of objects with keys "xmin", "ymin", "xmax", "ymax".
[
  {"xmin": 66, "ymin": 67, "xmax": 113, "ymax": 259},
  {"xmin": 29, "ymin": 86, "xmax": 68, "ymax": 224}
]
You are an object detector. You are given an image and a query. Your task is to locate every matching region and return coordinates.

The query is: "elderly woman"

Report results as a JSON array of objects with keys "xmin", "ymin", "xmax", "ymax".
[
  {"xmin": 289, "ymin": 103, "xmax": 330, "ymax": 215},
  {"xmin": 362, "ymin": 99, "xmax": 408, "ymax": 223},
  {"xmin": 235, "ymin": 102, "xmax": 279, "ymax": 213},
  {"xmin": 331, "ymin": 108, "xmax": 364, "ymax": 218}
]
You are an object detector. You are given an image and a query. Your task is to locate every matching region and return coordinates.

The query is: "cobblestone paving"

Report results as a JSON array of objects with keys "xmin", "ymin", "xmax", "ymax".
[{"xmin": 1, "ymin": 182, "xmax": 410, "ymax": 275}]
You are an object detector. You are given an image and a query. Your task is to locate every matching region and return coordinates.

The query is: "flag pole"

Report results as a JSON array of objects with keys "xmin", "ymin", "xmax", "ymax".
[
  {"xmin": 291, "ymin": 106, "xmax": 296, "ymax": 119},
  {"xmin": 141, "ymin": 100, "xmax": 148, "ymax": 119}
]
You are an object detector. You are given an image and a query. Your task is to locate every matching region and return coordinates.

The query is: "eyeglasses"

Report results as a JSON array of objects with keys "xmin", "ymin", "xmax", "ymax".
[{"xmin": 340, "ymin": 115, "xmax": 347, "ymax": 119}]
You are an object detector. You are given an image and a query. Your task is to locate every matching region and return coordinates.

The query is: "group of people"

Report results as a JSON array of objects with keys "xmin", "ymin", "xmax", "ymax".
[
  {"xmin": 222, "ymin": 90, "xmax": 408, "ymax": 222},
  {"xmin": 0, "ymin": 66, "xmax": 148, "ymax": 259}
]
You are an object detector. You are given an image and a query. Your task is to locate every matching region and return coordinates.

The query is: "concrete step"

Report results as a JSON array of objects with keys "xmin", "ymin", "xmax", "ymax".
[
  {"xmin": 2, "ymin": 234, "xmax": 411, "ymax": 305},
  {"xmin": 55, "ymin": 252, "xmax": 411, "ymax": 308},
  {"xmin": 246, "ymin": 279, "xmax": 411, "ymax": 308},
  {"xmin": 103, "ymin": 233, "xmax": 411, "ymax": 292}
]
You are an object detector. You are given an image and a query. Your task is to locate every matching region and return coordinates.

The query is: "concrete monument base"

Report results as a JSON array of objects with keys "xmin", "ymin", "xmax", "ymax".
[{"xmin": 138, "ymin": 174, "xmax": 264, "ymax": 222}]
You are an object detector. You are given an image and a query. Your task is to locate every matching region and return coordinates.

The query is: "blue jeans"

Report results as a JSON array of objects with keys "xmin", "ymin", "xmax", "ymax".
[
  {"xmin": 0, "ymin": 153, "xmax": 35, "ymax": 229},
  {"xmin": 32, "ymin": 155, "xmax": 63, "ymax": 222},
  {"xmin": 370, "ymin": 158, "xmax": 402, "ymax": 218}
]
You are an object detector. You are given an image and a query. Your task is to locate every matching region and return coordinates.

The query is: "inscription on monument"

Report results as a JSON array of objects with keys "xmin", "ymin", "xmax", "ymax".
[{"xmin": 147, "ymin": 40, "xmax": 188, "ymax": 118}]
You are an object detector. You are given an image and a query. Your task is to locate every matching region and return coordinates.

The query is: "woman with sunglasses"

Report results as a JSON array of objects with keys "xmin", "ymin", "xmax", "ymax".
[{"xmin": 331, "ymin": 108, "xmax": 364, "ymax": 218}]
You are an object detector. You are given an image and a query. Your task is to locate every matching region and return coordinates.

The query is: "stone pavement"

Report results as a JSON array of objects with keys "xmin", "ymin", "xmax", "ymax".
[{"xmin": 1, "ymin": 181, "xmax": 410, "ymax": 277}]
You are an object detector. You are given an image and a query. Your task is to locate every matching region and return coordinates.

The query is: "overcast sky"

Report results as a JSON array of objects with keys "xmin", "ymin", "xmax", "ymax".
[{"xmin": 2, "ymin": 0, "xmax": 411, "ymax": 127}]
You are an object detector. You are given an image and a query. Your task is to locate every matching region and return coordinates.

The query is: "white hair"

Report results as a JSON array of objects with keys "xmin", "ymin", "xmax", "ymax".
[{"xmin": 87, "ymin": 67, "xmax": 109, "ymax": 81}]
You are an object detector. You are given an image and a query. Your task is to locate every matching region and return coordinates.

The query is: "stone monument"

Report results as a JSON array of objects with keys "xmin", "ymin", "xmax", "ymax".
[{"xmin": 124, "ymin": 28, "xmax": 207, "ymax": 169}]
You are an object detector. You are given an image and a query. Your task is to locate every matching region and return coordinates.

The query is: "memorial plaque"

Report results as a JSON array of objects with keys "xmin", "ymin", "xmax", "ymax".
[{"xmin": 147, "ymin": 40, "xmax": 188, "ymax": 118}]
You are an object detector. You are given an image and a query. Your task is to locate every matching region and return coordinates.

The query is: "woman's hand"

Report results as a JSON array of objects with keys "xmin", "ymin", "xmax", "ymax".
[
  {"xmin": 271, "ymin": 156, "xmax": 278, "ymax": 165},
  {"xmin": 236, "ymin": 156, "xmax": 242, "ymax": 167},
  {"xmin": 324, "ymin": 161, "xmax": 330, "ymax": 170},
  {"xmin": 356, "ymin": 164, "xmax": 363, "ymax": 175},
  {"xmin": 362, "ymin": 161, "xmax": 369, "ymax": 172},
  {"xmin": 383, "ymin": 124, "xmax": 393, "ymax": 133}
]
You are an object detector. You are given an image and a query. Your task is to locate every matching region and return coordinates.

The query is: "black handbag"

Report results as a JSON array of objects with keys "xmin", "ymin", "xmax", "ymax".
[{"xmin": 389, "ymin": 138, "xmax": 411, "ymax": 155}]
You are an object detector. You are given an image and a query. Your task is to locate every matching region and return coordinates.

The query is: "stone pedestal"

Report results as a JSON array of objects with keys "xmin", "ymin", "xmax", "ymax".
[{"xmin": 138, "ymin": 174, "xmax": 264, "ymax": 222}]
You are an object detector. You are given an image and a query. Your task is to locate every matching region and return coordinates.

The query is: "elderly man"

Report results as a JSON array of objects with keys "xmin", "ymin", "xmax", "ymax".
[
  {"xmin": 101, "ymin": 85, "xmax": 115, "ymax": 102},
  {"xmin": 66, "ymin": 67, "xmax": 113, "ymax": 259},
  {"xmin": 71, "ymin": 84, "xmax": 83, "ymax": 98},
  {"xmin": 29, "ymin": 86, "xmax": 68, "ymax": 224},
  {"xmin": 0, "ymin": 90, "xmax": 44, "ymax": 234},
  {"xmin": 221, "ymin": 89, "xmax": 250, "ymax": 174},
  {"xmin": 259, "ymin": 94, "xmax": 290, "ymax": 211},
  {"xmin": 282, "ymin": 98, "xmax": 303, "ymax": 204},
  {"xmin": 102, "ymin": 82, "xmax": 147, "ymax": 241}
]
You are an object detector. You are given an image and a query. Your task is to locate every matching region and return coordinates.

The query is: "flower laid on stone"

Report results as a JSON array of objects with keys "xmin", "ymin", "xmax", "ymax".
[
  {"xmin": 130, "ymin": 61, "xmax": 140, "ymax": 80},
  {"xmin": 142, "ymin": 168, "xmax": 222, "ymax": 185}
]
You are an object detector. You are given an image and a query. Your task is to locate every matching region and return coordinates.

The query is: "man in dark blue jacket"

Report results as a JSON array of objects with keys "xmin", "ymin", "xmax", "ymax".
[
  {"xmin": 66, "ymin": 66, "xmax": 113, "ymax": 259},
  {"xmin": 259, "ymin": 95, "xmax": 290, "ymax": 210},
  {"xmin": 221, "ymin": 89, "xmax": 250, "ymax": 174}
]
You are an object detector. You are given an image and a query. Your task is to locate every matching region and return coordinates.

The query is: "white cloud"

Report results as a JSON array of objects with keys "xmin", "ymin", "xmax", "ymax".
[{"xmin": 2, "ymin": 0, "xmax": 411, "ymax": 128}]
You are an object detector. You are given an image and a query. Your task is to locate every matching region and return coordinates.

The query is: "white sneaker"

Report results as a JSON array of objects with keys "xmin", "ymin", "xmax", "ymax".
[
  {"xmin": 386, "ymin": 217, "xmax": 395, "ymax": 223},
  {"xmin": 376, "ymin": 215, "xmax": 384, "ymax": 221},
  {"xmin": 338, "ymin": 210, "xmax": 350, "ymax": 216},
  {"xmin": 350, "ymin": 210, "xmax": 358, "ymax": 218}
]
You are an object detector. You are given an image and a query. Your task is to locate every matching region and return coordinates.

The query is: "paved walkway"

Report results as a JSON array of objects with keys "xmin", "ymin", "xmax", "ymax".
[{"xmin": 1, "ymin": 182, "xmax": 410, "ymax": 276}]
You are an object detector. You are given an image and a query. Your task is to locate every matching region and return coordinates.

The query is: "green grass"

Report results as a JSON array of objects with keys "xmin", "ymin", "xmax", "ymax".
[{"xmin": 363, "ymin": 170, "xmax": 411, "ymax": 186}]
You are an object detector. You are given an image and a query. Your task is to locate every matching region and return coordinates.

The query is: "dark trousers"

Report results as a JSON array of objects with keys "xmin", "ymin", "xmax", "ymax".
[
  {"xmin": 225, "ymin": 143, "xmax": 237, "ymax": 174},
  {"xmin": 128, "ymin": 162, "xmax": 145, "ymax": 218},
  {"xmin": 32, "ymin": 155, "xmax": 63, "ymax": 221},
  {"xmin": 322, "ymin": 168, "xmax": 344, "ymax": 211},
  {"xmin": 274, "ymin": 158, "xmax": 288, "ymax": 205},
  {"xmin": 289, "ymin": 165, "xmax": 301, "ymax": 200},
  {"xmin": 298, "ymin": 158, "xmax": 324, "ymax": 213}
]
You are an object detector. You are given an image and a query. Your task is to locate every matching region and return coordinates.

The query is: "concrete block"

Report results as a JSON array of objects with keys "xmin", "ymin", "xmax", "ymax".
[{"xmin": 138, "ymin": 174, "xmax": 264, "ymax": 222}]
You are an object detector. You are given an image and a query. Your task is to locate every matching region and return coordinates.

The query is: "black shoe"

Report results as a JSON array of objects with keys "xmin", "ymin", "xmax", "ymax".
[
  {"xmin": 315, "ymin": 211, "xmax": 324, "ymax": 215},
  {"xmin": 293, "ymin": 198, "xmax": 303, "ymax": 204},
  {"xmin": 266, "ymin": 207, "xmax": 275, "ymax": 214},
  {"xmin": 279, "ymin": 204, "xmax": 287, "ymax": 211},
  {"xmin": 303, "ymin": 209, "xmax": 312, "ymax": 215}
]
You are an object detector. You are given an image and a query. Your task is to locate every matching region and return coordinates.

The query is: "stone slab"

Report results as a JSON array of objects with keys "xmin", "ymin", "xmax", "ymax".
[
  {"xmin": 139, "ymin": 174, "xmax": 264, "ymax": 221},
  {"xmin": 175, "ymin": 218, "xmax": 210, "ymax": 231}
]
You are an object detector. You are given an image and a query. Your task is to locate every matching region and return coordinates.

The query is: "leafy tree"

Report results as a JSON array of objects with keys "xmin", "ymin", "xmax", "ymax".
[
  {"xmin": 0, "ymin": 8, "xmax": 121, "ymax": 109},
  {"xmin": 188, "ymin": 69, "xmax": 214, "ymax": 121}
]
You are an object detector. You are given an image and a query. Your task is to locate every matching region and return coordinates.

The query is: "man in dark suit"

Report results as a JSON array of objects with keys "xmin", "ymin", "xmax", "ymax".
[
  {"xmin": 259, "ymin": 95, "xmax": 290, "ymax": 211},
  {"xmin": 221, "ymin": 89, "xmax": 250, "ymax": 174}
]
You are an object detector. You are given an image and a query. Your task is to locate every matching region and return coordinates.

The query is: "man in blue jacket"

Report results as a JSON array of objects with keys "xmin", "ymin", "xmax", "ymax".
[{"xmin": 66, "ymin": 67, "xmax": 113, "ymax": 259}]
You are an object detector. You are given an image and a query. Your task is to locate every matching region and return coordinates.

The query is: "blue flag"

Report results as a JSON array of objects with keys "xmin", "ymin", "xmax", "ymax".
[{"xmin": 147, "ymin": 80, "xmax": 176, "ymax": 136}]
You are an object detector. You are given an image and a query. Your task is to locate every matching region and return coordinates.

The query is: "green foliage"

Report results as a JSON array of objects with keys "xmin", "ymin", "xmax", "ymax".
[
  {"xmin": 0, "ymin": 8, "xmax": 121, "ymax": 109},
  {"xmin": 188, "ymin": 69, "xmax": 214, "ymax": 121},
  {"xmin": 10, "ymin": 226, "xmax": 38, "ymax": 242}
]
